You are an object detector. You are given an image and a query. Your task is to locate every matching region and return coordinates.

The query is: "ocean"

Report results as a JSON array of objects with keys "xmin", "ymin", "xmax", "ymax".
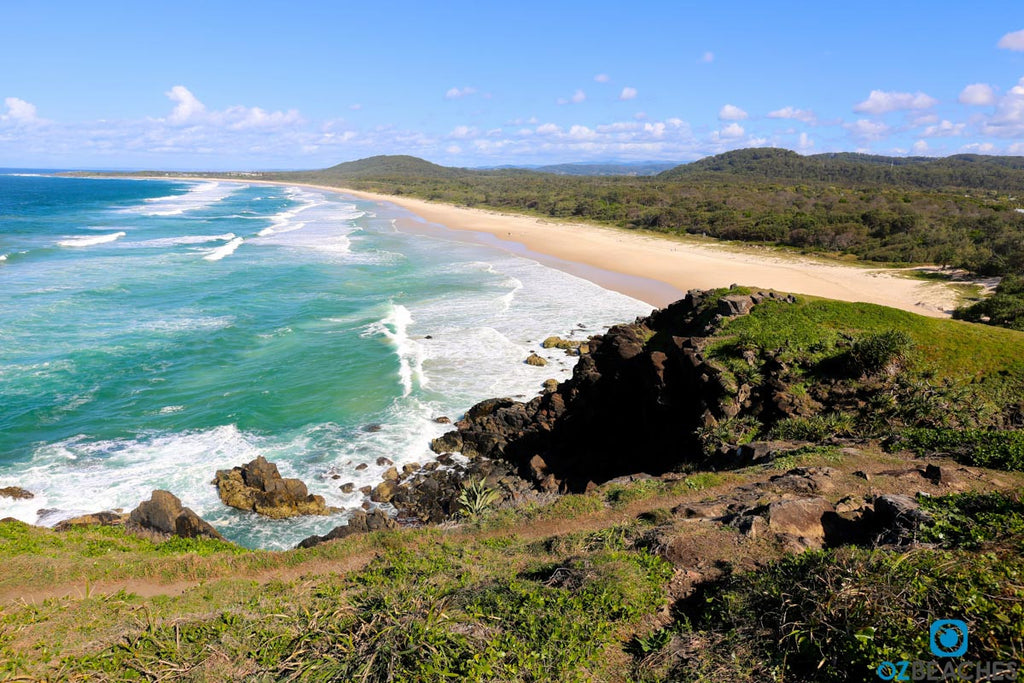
[{"xmin": 0, "ymin": 174, "xmax": 652, "ymax": 548}]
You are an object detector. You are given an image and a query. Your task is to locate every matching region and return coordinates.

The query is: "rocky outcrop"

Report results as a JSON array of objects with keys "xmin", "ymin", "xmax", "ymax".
[
  {"xmin": 296, "ymin": 508, "xmax": 396, "ymax": 548},
  {"xmin": 54, "ymin": 511, "xmax": 127, "ymax": 531},
  {"xmin": 214, "ymin": 456, "xmax": 332, "ymax": 518},
  {"xmin": 432, "ymin": 288, "xmax": 797, "ymax": 491},
  {"xmin": 127, "ymin": 490, "xmax": 225, "ymax": 540},
  {"xmin": 0, "ymin": 486, "xmax": 33, "ymax": 500},
  {"xmin": 524, "ymin": 353, "xmax": 547, "ymax": 366}
]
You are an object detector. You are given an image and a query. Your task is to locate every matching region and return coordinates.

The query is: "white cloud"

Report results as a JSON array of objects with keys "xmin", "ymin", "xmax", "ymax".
[
  {"xmin": 535, "ymin": 123, "xmax": 561, "ymax": 135},
  {"xmin": 853, "ymin": 90, "xmax": 938, "ymax": 115},
  {"xmin": 961, "ymin": 142, "xmax": 995, "ymax": 153},
  {"xmin": 797, "ymin": 132, "xmax": 814, "ymax": 151},
  {"xmin": 767, "ymin": 106, "xmax": 816, "ymax": 124},
  {"xmin": 444, "ymin": 86, "xmax": 477, "ymax": 99},
  {"xmin": 718, "ymin": 104, "xmax": 748, "ymax": 121},
  {"xmin": 450, "ymin": 125, "xmax": 478, "ymax": 139},
  {"xmin": 558, "ymin": 89, "xmax": 587, "ymax": 105},
  {"xmin": 912, "ymin": 140, "xmax": 929, "ymax": 154},
  {"xmin": 594, "ymin": 73, "xmax": 610, "ymax": 83},
  {"xmin": 921, "ymin": 120, "xmax": 966, "ymax": 137},
  {"xmin": 699, "ymin": 51, "xmax": 714, "ymax": 63},
  {"xmin": 959, "ymin": 83, "xmax": 996, "ymax": 106},
  {"xmin": 1, "ymin": 96, "xmax": 39, "ymax": 124},
  {"xmin": 1009, "ymin": 142, "xmax": 1024, "ymax": 154},
  {"xmin": 568, "ymin": 125, "xmax": 596, "ymax": 140},
  {"xmin": 997, "ymin": 29, "xmax": 1024, "ymax": 51},
  {"xmin": 349, "ymin": 103, "xmax": 363, "ymax": 111},
  {"xmin": 445, "ymin": 145, "xmax": 462, "ymax": 155},
  {"xmin": 911, "ymin": 113, "xmax": 939, "ymax": 126},
  {"xmin": 844, "ymin": 118, "xmax": 891, "ymax": 140},
  {"xmin": 619, "ymin": 87, "xmax": 638, "ymax": 100},
  {"xmin": 982, "ymin": 77, "xmax": 1024, "ymax": 137},
  {"xmin": 719, "ymin": 123, "xmax": 744, "ymax": 138},
  {"xmin": 166, "ymin": 85, "xmax": 206, "ymax": 124}
]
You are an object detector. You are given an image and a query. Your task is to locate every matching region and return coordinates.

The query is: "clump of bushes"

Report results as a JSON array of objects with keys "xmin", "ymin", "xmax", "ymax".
[{"xmin": 847, "ymin": 329, "xmax": 914, "ymax": 375}]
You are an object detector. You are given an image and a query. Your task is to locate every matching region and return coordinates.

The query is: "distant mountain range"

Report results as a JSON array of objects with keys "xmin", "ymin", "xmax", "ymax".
[{"xmin": 296, "ymin": 148, "xmax": 1024, "ymax": 191}]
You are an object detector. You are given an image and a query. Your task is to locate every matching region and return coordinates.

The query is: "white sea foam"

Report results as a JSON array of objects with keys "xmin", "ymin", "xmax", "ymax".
[
  {"xmin": 498, "ymin": 276, "xmax": 524, "ymax": 311},
  {"xmin": 57, "ymin": 231, "xmax": 126, "ymax": 247},
  {"xmin": 0, "ymin": 254, "xmax": 6, "ymax": 262},
  {"xmin": 124, "ymin": 181, "xmax": 239, "ymax": 216},
  {"xmin": 363, "ymin": 304, "xmax": 427, "ymax": 397},
  {"xmin": 203, "ymin": 236, "xmax": 244, "ymax": 261},
  {"xmin": 130, "ymin": 233, "xmax": 237, "ymax": 248}
]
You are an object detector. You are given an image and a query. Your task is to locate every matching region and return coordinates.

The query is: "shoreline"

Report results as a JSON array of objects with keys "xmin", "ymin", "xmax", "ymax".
[{"xmin": 127, "ymin": 176, "xmax": 972, "ymax": 316}]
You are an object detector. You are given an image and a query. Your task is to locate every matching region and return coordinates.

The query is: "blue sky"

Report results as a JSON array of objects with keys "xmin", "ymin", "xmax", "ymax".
[{"xmin": 3, "ymin": 1, "xmax": 1024, "ymax": 169}]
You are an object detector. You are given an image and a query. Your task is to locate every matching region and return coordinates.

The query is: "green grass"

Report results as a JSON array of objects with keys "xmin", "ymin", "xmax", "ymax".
[
  {"xmin": 1, "ymin": 530, "xmax": 674, "ymax": 681},
  {"xmin": 713, "ymin": 296, "xmax": 1024, "ymax": 381},
  {"xmin": 660, "ymin": 491, "xmax": 1024, "ymax": 682},
  {"xmin": 895, "ymin": 428, "xmax": 1024, "ymax": 471}
]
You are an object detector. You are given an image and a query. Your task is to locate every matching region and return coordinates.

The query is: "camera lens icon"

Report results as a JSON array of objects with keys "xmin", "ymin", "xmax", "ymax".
[{"xmin": 929, "ymin": 619, "xmax": 968, "ymax": 658}]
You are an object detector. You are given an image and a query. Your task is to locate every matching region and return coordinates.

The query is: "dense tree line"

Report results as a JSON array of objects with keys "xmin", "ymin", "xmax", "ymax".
[{"xmin": 268, "ymin": 151, "xmax": 1024, "ymax": 278}]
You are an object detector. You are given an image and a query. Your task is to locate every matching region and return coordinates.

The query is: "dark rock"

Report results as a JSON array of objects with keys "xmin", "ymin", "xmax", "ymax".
[
  {"xmin": 873, "ymin": 494, "xmax": 932, "ymax": 544},
  {"xmin": 434, "ymin": 416, "xmax": 452, "ymax": 424},
  {"xmin": 355, "ymin": 463, "xmax": 368, "ymax": 471},
  {"xmin": 735, "ymin": 514, "xmax": 768, "ymax": 538},
  {"xmin": 717, "ymin": 295, "xmax": 755, "ymax": 317},
  {"xmin": 427, "ymin": 289, "xmax": 796, "ymax": 492},
  {"xmin": 765, "ymin": 467, "xmax": 838, "ymax": 495},
  {"xmin": 127, "ymin": 490, "xmax": 224, "ymax": 540},
  {"xmin": 340, "ymin": 483, "xmax": 356, "ymax": 493},
  {"xmin": 376, "ymin": 457, "xmax": 394, "ymax": 467},
  {"xmin": 297, "ymin": 508, "xmax": 397, "ymax": 548},
  {"xmin": 525, "ymin": 353, "xmax": 547, "ymax": 366},
  {"xmin": 364, "ymin": 424, "xmax": 384, "ymax": 433},
  {"xmin": 0, "ymin": 486, "xmax": 33, "ymax": 500},
  {"xmin": 214, "ymin": 456, "xmax": 331, "ymax": 518}
]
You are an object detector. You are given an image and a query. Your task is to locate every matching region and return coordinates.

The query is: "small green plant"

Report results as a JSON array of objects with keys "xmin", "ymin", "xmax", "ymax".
[
  {"xmin": 848, "ymin": 329, "xmax": 914, "ymax": 374},
  {"xmin": 769, "ymin": 413, "xmax": 855, "ymax": 441},
  {"xmin": 457, "ymin": 478, "xmax": 501, "ymax": 519},
  {"xmin": 894, "ymin": 428, "xmax": 1024, "ymax": 471}
]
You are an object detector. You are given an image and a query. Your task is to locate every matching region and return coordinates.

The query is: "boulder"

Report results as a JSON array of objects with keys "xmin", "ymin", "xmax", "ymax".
[
  {"xmin": 766, "ymin": 497, "xmax": 835, "ymax": 548},
  {"xmin": 297, "ymin": 508, "xmax": 397, "ymax": 549},
  {"xmin": 0, "ymin": 486, "xmax": 34, "ymax": 500},
  {"xmin": 128, "ymin": 490, "xmax": 225, "ymax": 540},
  {"xmin": 54, "ymin": 511, "xmax": 127, "ymax": 531},
  {"xmin": 525, "ymin": 353, "xmax": 548, "ymax": 366},
  {"xmin": 541, "ymin": 336, "xmax": 582, "ymax": 350},
  {"xmin": 214, "ymin": 456, "xmax": 331, "ymax": 518}
]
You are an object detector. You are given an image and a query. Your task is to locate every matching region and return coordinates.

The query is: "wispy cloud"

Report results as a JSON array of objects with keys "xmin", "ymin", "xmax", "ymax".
[
  {"xmin": 594, "ymin": 74, "xmax": 610, "ymax": 83},
  {"xmin": 557, "ymin": 89, "xmax": 587, "ymax": 105},
  {"xmin": 619, "ymin": 87, "xmax": 638, "ymax": 101},
  {"xmin": 699, "ymin": 51, "xmax": 714, "ymax": 63},
  {"xmin": 444, "ymin": 86, "xmax": 477, "ymax": 99},
  {"xmin": 767, "ymin": 106, "xmax": 817, "ymax": 124}
]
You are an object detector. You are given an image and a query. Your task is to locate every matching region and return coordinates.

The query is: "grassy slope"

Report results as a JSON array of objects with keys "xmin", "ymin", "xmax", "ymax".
[{"xmin": 3, "ymin": 297, "xmax": 1024, "ymax": 681}]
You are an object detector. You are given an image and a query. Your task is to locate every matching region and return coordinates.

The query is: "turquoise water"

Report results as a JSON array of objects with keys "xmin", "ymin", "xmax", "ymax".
[{"xmin": 0, "ymin": 174, "xmax": 651, "ymax": 548}]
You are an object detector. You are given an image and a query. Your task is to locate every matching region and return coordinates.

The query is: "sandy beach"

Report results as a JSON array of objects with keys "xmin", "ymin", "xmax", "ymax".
[
  {"xmin": 315, "ymin": 185, "xmax": 977, "ymax": 317},
  {"xmin": 146, "ymin": 177, "xmax": 975, "ymax": 317}
]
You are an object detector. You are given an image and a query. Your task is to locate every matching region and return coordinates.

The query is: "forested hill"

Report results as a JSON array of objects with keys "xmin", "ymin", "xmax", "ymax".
[{"xmin": 659, "ymin": 147, "xmax": 1024, "ymax": 191}]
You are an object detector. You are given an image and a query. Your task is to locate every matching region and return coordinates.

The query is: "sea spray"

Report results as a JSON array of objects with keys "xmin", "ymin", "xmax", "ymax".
[
  {"xmin": 0, "ymin": 174, "xmax": 652, "ymax": 548},
  {"xmin": 57, "ymin": 231, "xmax": 126, "ymax": 247},
  {"xmin": 364, "ymin": 303, "xmax": 427, "ymax": 397}
]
